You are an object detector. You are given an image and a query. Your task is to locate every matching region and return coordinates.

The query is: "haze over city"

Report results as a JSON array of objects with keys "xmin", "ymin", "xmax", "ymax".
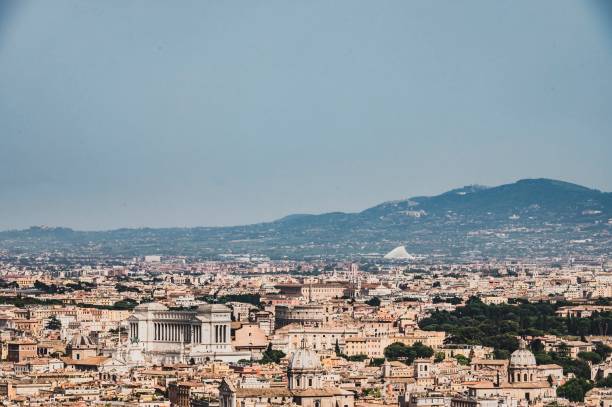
[
  {"xmin": 2, "ymin": 2, "xmax": 612, "ymax": 407},
  {"xmin": 1, "ymin": 0, "xmax": 611, "ymax": 230}
]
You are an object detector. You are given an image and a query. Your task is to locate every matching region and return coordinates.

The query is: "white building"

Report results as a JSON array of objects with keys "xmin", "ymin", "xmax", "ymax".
[{"xmin": 127, "ymin": 302, "xmax": 250, "ymax": 363}]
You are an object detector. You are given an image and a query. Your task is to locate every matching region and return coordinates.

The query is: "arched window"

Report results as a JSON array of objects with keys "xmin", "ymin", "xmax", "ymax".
[{"xmin": 524, "ymin": 373, "xmax": 528, "ymax": 382}]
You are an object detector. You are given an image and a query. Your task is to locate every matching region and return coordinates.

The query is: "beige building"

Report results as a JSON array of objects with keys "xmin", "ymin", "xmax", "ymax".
[
  {"xmin": 233, "ymin": 324, "xmax": 268, "ymax": 359},
  {"xmin": 219, "ymin": 340, "xmax": 355, "ymax": 407}
]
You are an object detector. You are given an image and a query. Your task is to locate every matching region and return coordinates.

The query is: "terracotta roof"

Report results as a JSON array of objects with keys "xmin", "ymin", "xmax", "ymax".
[
  {"xmin": 234, "ymin": 387, "xmax": 354, "ymax": 398},
  {"xmin": 61, "ymin": 356, "xmax": 110, "ymax": 366},
  {"xmin": 538, "ymin": 364, "xmax": 563, "ymax": 369},
  {"xmin": 235, "ymin": 387, "xmax": 292, "ymax": 398}
]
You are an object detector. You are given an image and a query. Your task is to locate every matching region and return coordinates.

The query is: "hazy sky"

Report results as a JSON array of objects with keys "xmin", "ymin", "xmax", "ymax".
[{"xmin": 1, "ymin": 1, "xmax": 611, "ymax": 230}]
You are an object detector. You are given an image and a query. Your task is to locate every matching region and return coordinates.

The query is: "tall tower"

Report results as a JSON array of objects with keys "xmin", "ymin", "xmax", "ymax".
[{"xmin": 350, "ymin": 263, "xmax": 361, "ymax": 298}]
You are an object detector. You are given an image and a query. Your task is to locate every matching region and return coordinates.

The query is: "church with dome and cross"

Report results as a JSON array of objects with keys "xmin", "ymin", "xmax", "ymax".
[
  {"xmin": 219, "ymin": 338, "xmax": 355, "ymax": 407},
  {"xmin": 466, "ymin": 339, "xmax": 564, "ymax": 404}
]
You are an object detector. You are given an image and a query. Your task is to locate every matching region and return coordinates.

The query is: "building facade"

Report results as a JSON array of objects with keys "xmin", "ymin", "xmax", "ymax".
[{"xmin": 127, "ymin": 302, "xmax": 249, "ymax": 363}]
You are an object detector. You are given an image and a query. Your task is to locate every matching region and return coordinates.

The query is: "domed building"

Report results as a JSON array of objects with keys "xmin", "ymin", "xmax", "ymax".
[
  {"xmin": 508, "ymin": 339, "xmax": 538, "ymax": 383},
  {"xmin": 465, "ymin": 339, "xmax": 565, "ymax": 405},
  {"xmin": 219, "ymin": 337, "xmax": 355, "ymax": 407},
  {"xmin": 287, "ymin": 339, "xmax": 324, "ymax": 390}
]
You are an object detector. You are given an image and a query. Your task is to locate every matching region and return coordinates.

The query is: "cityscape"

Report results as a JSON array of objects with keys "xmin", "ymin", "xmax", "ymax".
[
  {"xmin": 1, "ymin": 1, "xmax": 611, "ymax": 407},
  {"xmin": 0, "ymin": 249, "xmax": 611, "ymax": 406}
]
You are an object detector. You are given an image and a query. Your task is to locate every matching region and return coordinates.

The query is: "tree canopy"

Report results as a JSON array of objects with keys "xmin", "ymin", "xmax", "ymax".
[
  {"xmin": 419, "ymin": 297, "xmax": 612, "ymax": 356},
  {"xmin": 384, "ymin": 342, "xmax": 434, "ymax": 364}
]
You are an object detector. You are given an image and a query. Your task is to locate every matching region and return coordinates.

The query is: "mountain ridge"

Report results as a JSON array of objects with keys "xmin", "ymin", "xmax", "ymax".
[{"xmin": 1, "ymin": 178, "xmax": 610, "ymax": 259}]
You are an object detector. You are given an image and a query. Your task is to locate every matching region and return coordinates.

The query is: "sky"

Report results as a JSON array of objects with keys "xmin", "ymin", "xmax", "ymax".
[{"xmin": 0, "ymin": 0, "xmax": 611, "ymax": 230}]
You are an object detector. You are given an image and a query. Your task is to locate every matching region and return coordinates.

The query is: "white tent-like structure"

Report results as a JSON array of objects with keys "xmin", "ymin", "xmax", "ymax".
[{"xmin": 383, "ymin": 245, "xmax": 416, "ymax": 260}]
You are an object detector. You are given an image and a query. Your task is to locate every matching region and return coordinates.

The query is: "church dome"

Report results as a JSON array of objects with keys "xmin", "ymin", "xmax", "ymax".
[
  {"xmin": 288, "ymin": 347, "xmax": 321, "ymax": 370},
  {"xmin": 510, "ymin": 340, "xmax": 536, "ymax": 367}
]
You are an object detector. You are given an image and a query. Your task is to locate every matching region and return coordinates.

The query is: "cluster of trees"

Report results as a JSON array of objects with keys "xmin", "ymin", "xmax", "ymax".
[
  {"xmin": 383, "ymin": 342, "xmax": 434, "ymax": 364},
  {"xmin": 111, "ymin": 298, "xmax": 139, "ymax": 310},
  {"xmin": 362, "ymin": 388, "xmax": 381, "ymax": 398},
  {"xmin": 432, "ymin": 296, "xmax": 462, "ymax": 305},
  {"xmin": 115, "ymin": 283, "xmax": 140, "ymax": 293},
  {"xmin": 34, "ymin": 280, "xmax": 96, "ymax": 294},
  {"xmin": 454, "ymin": 354, "xmax": 470, "ymax": 365},
  {"xmin": 77, "ymin": 298, "xmax": 139, "ymax": 310},
  {"xmin": 365, "ymin": 297, "xmax": 381, "ymax": 307},
  {"xmin": 260, "ymin": 343, "xmax": 285, "ymax": 364},
  {"xmin": 46, "ymin": 316, "xmax": 62, "ymax": 330},
  {"xmin": 419, "ymin": 297, "xmax": 612, "ymax": 356},
  {"xmin": 0, "ymin": 295, "xmax": 63, "ymax": 307},
  {"xmin": 34, "ymin": 280, "xmax": 67, "ymax": 294},
  {"xmin": 0, "ymin": 280, "xmax": 19, "ymax": 289},
  {"xmin": 196, "ymin": 294, "xmax": 262, "ymax": 307},
  {"xmin": 553, "ymin": 344, "xmax": 612, "ymax": 402},
  {"xmin": 557, "ymin": 378, "xmax": 593, "ymax": 402},
  {"xmin": 334, "ymin": 340, "xmax": 369, "ymax": 362}
]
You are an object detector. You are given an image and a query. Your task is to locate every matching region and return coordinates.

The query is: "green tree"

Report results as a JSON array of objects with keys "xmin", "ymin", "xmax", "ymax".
[
  {"xmin": 260, "ymin": 343, "xmax": 286, "ymax": 364},
  {"xmin": 362, "ymin": 388, "xmax": 381, "ymax": 398},
  {"xmin": 347, "ymin": 354, "xmax": 368, "ymax": 362},
  {"xmin": 596, "ymin": 374, "xmax": 612, "ymax": 388},
  {"xmin": 370, "ymin": 358, "xmax": 385, "ymax": 367},
  {"xmin": 595, "ymin": 343, "xmax": 612, "ymax": 360},
  {"xmin": 557, "ymin": 378, "xmax": 593, "ymax": 402},
  {"xmin": 578, "ymin": 351, "xmax": 602, "ymax": 364},
  {"xmin": 412, "ymin": 342, "xmax": 434, "ymax": 358},
  {"xmin": 366, "ymin": 297, "xmax": 381, "ymax": 307},
  {"xmin": 46, "ymin": 316, "xmax": 62, "ymax": 330},
  {"xmin": 383, "ymin": 342, "xmax": 434, "ymax": 364},
  {"xmin": 455, "ymin": 355, "xmax": 470, "ymax": 365}
]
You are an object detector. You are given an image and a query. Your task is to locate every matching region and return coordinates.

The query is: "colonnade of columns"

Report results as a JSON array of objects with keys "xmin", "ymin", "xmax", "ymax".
[
  {"xmin": 153, "ymin": 323, "xmax": 202, "ymax": 343},
  {"xmin": 151, "ymin": 323, "xmax": 229, "ymax": 343},
  {"xmin": 214, "ymin": 324, "xmax": 228, "ymax": 343}
]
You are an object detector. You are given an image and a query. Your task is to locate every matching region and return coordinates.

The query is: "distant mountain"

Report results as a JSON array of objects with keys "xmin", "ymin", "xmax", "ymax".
[{"xmin": 1, "ymin": 178, "xmax": 610, "ymax": 260}]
